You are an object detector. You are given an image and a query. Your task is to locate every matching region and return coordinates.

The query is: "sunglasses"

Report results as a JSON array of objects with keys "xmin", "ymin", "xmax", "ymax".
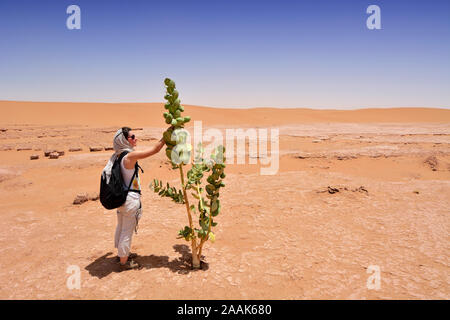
[{"xmin": 128, "ymin": 134, "xmax": 136, "ymax": 140}]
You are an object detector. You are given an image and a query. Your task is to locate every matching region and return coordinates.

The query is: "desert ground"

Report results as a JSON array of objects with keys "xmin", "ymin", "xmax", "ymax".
[{"xmin": 0, "ymin": 101, "xmax": 449, "ymax": 299}]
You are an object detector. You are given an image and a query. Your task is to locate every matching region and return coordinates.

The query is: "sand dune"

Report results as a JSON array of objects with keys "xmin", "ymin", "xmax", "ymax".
[{"xmin": 1, "ymin": 101, "xmax": 449, "ymax": 127}]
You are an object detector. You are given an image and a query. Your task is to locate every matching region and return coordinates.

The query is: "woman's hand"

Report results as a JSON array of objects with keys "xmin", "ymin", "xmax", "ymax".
[{"xmin": 158, "ymin": 137, "xmax": 165, "ymax": 149}]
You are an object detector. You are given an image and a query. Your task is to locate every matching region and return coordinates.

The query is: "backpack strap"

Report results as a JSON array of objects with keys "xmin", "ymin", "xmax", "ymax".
[
  {"xmin": 127, "ymin": 167, "xmax": 139, "ymax": 193},
  {"xmin": 117, "ymin": 151, "xmax": 129, "ymax": 163},
  {"xmin": 128, "ymin": 162, "xmax": 143, "ymax": 194},
  {"xmin": 117, "ymin": 151, "xmax": 141, "ymax": 194},
  {"xmin": 136, "ymin": 162, "xmax": 144, "ymax": 174},
  {"xmin": 119, "ymin": 152, "xmax": 144, "ymax": 194}
]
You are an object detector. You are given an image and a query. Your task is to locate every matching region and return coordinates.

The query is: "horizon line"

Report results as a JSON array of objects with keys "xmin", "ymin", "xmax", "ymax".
[{"xmin": 1, "ymin": 100, "xmax": 449, "ymax": 111}]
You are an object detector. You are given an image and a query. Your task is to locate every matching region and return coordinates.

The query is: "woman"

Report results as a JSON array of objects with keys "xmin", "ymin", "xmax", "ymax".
[{"xmin": 110, "ymin": 126, "xmax": 166, "ymax": 270}]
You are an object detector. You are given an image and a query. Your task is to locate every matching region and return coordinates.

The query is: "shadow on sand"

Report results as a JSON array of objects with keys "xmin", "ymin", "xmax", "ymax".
[{"xmin": 85, "ymin": 244, "xmax": 209, "ymax": 279}]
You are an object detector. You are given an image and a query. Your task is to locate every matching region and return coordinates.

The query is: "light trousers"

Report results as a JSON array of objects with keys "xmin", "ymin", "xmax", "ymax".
[{"xmin": 114, "ymin": 194, "xmax": 142, "ymax": 258}]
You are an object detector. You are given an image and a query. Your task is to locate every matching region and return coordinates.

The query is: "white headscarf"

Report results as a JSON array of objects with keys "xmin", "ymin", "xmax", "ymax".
[{"xmin": 102, "ymin": 128, "xmax": 134, "ymax": 183}]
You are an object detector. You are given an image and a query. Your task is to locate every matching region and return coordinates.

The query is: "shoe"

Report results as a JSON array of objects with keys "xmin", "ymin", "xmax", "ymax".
[
  {"xmin": 115, "ymin": 253, "xmax": 138, "ymax": 263},
  {"xmin": 119, "ymin": 259, "xmax": 141, "ymax": 271}
]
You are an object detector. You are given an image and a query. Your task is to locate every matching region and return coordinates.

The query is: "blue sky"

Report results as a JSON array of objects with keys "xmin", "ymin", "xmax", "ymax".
[{"xmin": 0, "ymin": 0, "xmax": 449, "ymax": 108}]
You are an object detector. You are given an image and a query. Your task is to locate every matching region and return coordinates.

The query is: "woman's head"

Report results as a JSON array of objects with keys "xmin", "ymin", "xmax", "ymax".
[
  {"xmin": 121, "ymin": 127, "xmax": 137, "ymax": 148},
  {"xmin": 112, "ymin": 126, "xmax": 135, "ymax": 154}
]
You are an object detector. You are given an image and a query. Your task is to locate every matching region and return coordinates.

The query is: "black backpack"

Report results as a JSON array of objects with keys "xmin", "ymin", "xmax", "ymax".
[{"xmin": 100, "ymin": 151, "xmax": 143, "ymax": 210}]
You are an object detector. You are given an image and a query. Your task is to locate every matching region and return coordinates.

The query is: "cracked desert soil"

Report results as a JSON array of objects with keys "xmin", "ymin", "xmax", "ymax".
[{"xmin": 0, "ymin": 101, "xmax": 449, "ymax": 299}]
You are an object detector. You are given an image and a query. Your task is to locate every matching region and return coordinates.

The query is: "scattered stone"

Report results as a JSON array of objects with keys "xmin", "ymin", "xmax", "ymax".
[
  {"xmin": 312, "ymin": 140, "xmax": 321, "ymax": 143},
  {"xmin": 317, "ymin": 185, "xmax": 368, "ymax": 195},
  {"xmin": 73, "ymin": 193, "xmax": 89, "ymax": 205},
  {"xmin": 0, "ymin": 128, "xmax": 7, "ymax": 132},
  {"xmin": 327, "ymin": 186, "xmax": 340, "ymax": 194},
  {"xmin": 89, "ymin": 146, "xmax": 103, "ymax": 152},
  {"xmin": 44, "ymin": 150, "xmax": 56, "ymax": 157},
  {"xmin": 30, "ymin": 155, "xmax": 39, "ymax": 160},
  {"xmin": 56, "ymin": 151, "xmax": 65, "ymax": 156},
  {"xmin": 413, "ymin": 190, "xmax": 420, "ymax": 194},
  {"xmin": 104, "ymin": 146, "xmax": 114, "ymax": 151},
  {"xmin": 49, "ymin": 152, "xmax": 59, "ymax": 159},
  {"xmin": 249, "ymin": 155, "xmax": 265, "ymax": 159},
  {"xmin": 69, "ymin": 147, "xmax": 82, "ymax": 152},
  {"xmin": 0, "ymin": 146, "xmax": 13, "ymax": 151},
  {"xmin": 132, "ymin": 128, "xmax": 143, "ymax": 131},
  {"xmin": 16, "ymin": 146, "xmax": 32, "ymax": 151},
  {"xmin": 424, "ymin": 156, "xmax": 438, "ymax": 171},
  {"xmin": 88, "ymin": 193, "xmax": 99, "ymax": 201},
  {"xmin": 352, "ymin": 186, "xmax": 368, "ymax": 194}
]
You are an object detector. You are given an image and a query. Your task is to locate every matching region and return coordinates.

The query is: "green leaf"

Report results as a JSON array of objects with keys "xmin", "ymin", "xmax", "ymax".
[
  {"xmin": 211, "ymin": 200, "xmax": 221, "ymax": 216},
  {"xmin": 177, "ymin": 226, "xmax": 193, "ymax": 241},
  {"xmin": 211, "ymin": 198, "xmax": 219, "ymax": 212}
]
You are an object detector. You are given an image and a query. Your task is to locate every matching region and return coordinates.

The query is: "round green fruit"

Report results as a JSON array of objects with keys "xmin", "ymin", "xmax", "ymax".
[
  {"xmin": 163, "ymin": 131, "xmax": 176, "ymax": 145},
  {"xmin": 205, "ymin": 184, "xmax": 216, "ymax": 195},
  {"xmin": 164, "ymin": 78, "xmax": 175, "ymax": 87}
]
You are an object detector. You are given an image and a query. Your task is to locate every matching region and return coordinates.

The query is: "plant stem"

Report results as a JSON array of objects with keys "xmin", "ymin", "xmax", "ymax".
[
  {"xmin": 198, "ymin": 194, "xmax": 213, "ymax": 259},
  {"xmin": 179, "ymin": 164, "xmax": 193, "ymax": 230},
  {"xmin": 179, "ymin": 163, "xmax": 200, "ymax": 268},
  {"xmin": 196, "ymin": 183, "xmax": 206, "ymax": 224}
]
